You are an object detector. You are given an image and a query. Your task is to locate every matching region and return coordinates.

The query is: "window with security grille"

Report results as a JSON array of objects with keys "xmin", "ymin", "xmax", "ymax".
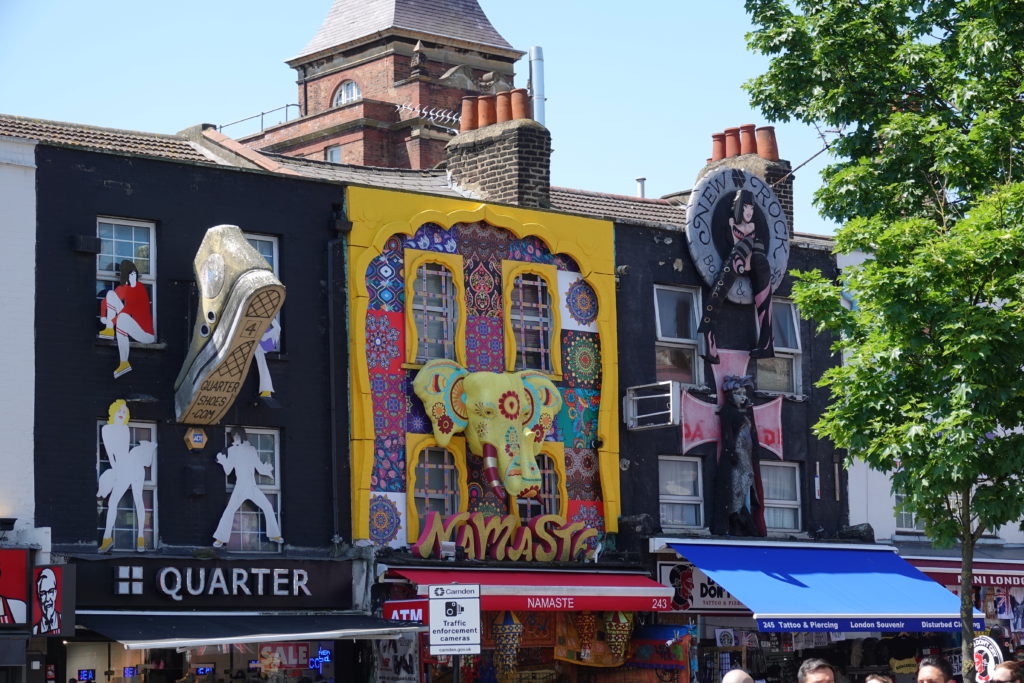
[
  {"xmin": 95, "ymin": 217, "xmax": 156, "ymax": 338},
  {"xmin": 414, "ymin": 447, "xmax": 460, "ymax": 519},
  {"xmin": 516, "ymin": 453, "xmax": 560, "ymax": 521},
  {"xmin": 762, "ymin": 462, "xmax": 801, "ymax": 531},
  {"xmin": 96, "ymin": 421, "xmax": 157, "ymax": 551},
  {"xmin": 411, "ymin": 262, "xmax": 458, "ymax": 362},
  {"xmin": 222, "ymin": 428, "xmax": 281, "ymax": 553},
  {"xmin": 510, "ymin": 273, "xmax": 553, "ymax": 372}
]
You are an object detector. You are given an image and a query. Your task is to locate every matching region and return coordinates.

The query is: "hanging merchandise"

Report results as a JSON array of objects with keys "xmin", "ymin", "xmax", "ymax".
[
  {"xmin": 604, "ymin": 611, "xmax": 635, "ymax": 661},
  {"xmin": 575, "ymin": 610, "xmax": 598, "ymax": 660},
  {"xmin": 492, "ymin": 611, "xmax": 523, "ymax": 682}
]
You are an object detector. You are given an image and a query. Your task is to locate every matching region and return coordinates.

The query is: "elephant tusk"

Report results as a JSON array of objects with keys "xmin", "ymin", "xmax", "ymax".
[{"xmin": 482, "ymin": 443, "xmax": 508, "ymax": 501}]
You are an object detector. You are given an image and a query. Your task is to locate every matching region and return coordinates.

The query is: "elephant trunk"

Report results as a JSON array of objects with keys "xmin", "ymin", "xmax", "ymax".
[{"xmin": 482, "ymin": 443, "xmax": 508, "ymax": 501}]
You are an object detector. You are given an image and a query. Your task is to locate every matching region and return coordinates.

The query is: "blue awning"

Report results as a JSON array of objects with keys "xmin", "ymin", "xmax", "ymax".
[{"xmin": 669, "ymin": 542, "xmax": 983, "ymax": 632}]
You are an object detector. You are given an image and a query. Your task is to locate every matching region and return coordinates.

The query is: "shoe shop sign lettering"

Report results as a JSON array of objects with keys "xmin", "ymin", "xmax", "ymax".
[{"xmin": 73, "ymin": 558, "xmax": 351, "ymax": 610}]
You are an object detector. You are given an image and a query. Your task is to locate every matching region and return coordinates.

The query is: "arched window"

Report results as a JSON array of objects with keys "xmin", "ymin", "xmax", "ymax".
[
  {"xmin": 413, "ymin": 446, "xmax": 460, "ymax": 521},
  {"xmin": 333, "ymin": 80, "xmax": 361, "ymax": 107},
  {"xmin": 411, "ymin": 262, "xmax": 458, "ymax": 362},
  {"xmin": 516, "ymin": 453, "xmax": 561, "ymax": 521},
  {"xmin": 509, "ymin": 272, "xmax": 554, "ymax": 372}
]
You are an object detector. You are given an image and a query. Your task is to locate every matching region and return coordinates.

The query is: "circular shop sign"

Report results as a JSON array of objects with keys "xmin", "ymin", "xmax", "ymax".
[
  {"xmin": 974, "ymin": 635, "xmax": 1003, "ymax": 682},
  {"xmin": 685, "ymin": 167, "xmax": 790, "ymax": 304}
]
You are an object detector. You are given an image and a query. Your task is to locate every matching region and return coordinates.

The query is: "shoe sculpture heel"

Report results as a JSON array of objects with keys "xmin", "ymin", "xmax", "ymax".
[{"xmin": 174, "ymin": 225, "xmax": 285, "ymax": 425}]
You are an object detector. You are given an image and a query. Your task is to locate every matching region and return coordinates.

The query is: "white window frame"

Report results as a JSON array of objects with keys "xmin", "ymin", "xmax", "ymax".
[
  {"xmin": 411, "ymin": 262, "xmax": 458, "ymax": 363},
  {"xmin": 510, "ymin": 273, "xmax": 554, "ymax": 373},
  {"xmin": 761, "ymin": 461, "xmax": 801, "ymax": 531},
  {"xmin": 516, "ymin": 453, "xmax": 560, "ymax": 521},
  {"xmin": 222, "ymin": 426, "xmax": 282, "ymax": 553},
  {"xmin": 658, "ymin": 455, "xmax": 703, "ymax": 531},
  {"xmin": 653, "ymin": 285, "xmax": 702, "ymax": 386},
  {"xmin": 333, "ymin": 80, "xmax": 361, "ymax": 107},
  {"xmin": 96, "ymin": 419, "xmax": 158, "ymax": 552},
  {"xmin": 244, "ymin": 233, "xmax": 281, "ymax": 353},
  {"xmin": 413, "ymin": 446, "xmax": 461, "ymax": 520},
  {"xmin": 96, "ymin": 217, "xmax": 157, "ymax": 338},
  {"xmin": 756, "ymin": 299, "xmax": 802, "ymax": 395},
  {"xmin": 894, "ymin": 492, "xmax": 926, "ymax": 532},
  {"xmin": 324, "ymin": 145, "xmax": 341, "ymax": 163}
]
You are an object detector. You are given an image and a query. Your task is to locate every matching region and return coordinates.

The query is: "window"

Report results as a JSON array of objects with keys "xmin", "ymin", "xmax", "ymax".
[
  {"xmin": 654, "ymin": 285, "xmax": 700, "ymax": 385},
  {"xmin": 221, "ymin": 427, "xmax": 281, "ymax": 553},
  {"xmin": 894, "ymin": 492, "xmax": 926, "ymax": 532},
  {"xmin": 244, "ymin": 233, "xmax": 281, "ymax": 353},
  {"xmin": 96, "ymin": 217, "xmax": 156, "ymax": 337},
  {"xmin": 413, "ymin": 447, "xmax": 461, "ymax": 520},
  {"xmin": 96, "ymin": 418, "xmax": 157, "ymax": 552},
  {"xmin": 333, "ymin": 80, "xmax": 361, "ymax": 107},
  {"xmin": 411, "ymin": 262, "xmax": 458, "ymax": 362},
  {"xmin": 510, "ymin": 273, "xmax": 554, "ymax": 372},
  {"xmin": 761, "ymin": 462, "xmax": 800, "ymax": 531},
  {"xmin": 324, "ymin": 145, "xmax": 341, "ymax": 163},
  {"xmin": 516, "ymin": 453, "xmax": 561, "ymax": 521},
  {"xmin": 756, "ymin": 300, "xmax": 801, "ymax": 394},
  {"xmin": 659, "ymin": 456, "xmax": 702, "ymax": 530}
]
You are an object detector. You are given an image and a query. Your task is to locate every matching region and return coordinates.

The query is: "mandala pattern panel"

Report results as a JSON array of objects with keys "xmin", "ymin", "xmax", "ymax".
[
  {"xmin": 568, "ymin": 500, "xmax": 605, "ymax": 554},
  {"xmin": 369, "ymin": 492, "xmax": 406, "ymax": 548},
  {"xmin": 561, "ymin": 330, "xmax": 601, "ymax": 390},
  {"xmin": 464, "ymin": 256, "xmax": 503, "ymax": 317},
  {"xmin": 466, "ymin": 315, "xmax": 504, "ymax": 372},
  {"xmin": 557, "ymin": 387, "xmax": 600, "ymax": 449},
  {"xmin": 371, "ymin": 433, "xmax": 406, "ymax": 492},
  {"xmin": 405, "ymin": 372, "xmax": 431, "ymax": 434},
  {"xmin": 366, "ymin": 238, "xmax": 405, "ymax": 312},
  {"xmin": 371, "ymin": 374, "xmax": 407, "ymax": 437},
  {"xmin": 565, "ymin": 447, "xmax": 601, "ymax": 501},
  {"xmin": 405, "ymin": 222, "xmax": 458, "ymax": 254},
  {"xmin": 366, "ymin": 310, "xmax": 404, "ymax": 375},
  {"xmin": 508, "ymin": 235, "xmax": 554, "ymax": 264},
  {"xmin": 558, "ymin": 271, "xmax": 598, "ymax": 332}
]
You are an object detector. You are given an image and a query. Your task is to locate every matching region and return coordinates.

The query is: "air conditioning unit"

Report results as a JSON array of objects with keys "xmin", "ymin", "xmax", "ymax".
[{"xmin": 622, "ymin": 381, "xmax": 680, "ymax": 430}]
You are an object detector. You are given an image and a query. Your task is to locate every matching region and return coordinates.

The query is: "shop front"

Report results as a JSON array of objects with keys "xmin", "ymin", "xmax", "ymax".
[
  {"xmin": 651, "ymin": 539, "xmax": 983, "ymax": 683},
  {"xmin": 65, "ymin": 557, "xmax": 421, "ymax": 683}
]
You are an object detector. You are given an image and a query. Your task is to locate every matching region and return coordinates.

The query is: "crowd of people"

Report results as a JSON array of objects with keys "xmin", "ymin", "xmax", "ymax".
[{"xmin": 723, "ymin": 655, "xmax": 1022, "ymax": 683}]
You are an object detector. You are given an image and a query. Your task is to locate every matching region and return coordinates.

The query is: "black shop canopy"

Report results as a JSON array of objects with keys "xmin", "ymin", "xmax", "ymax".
[
  {"xmin": 669, "ymin": 541, "xmax": 984, "ymax": 632},
  {"xmin": 77, "ymin": 612, "xmax": 424, "ymax": 649}
]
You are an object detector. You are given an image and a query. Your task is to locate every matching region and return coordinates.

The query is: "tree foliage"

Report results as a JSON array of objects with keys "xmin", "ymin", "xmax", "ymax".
[{"xmin": 745, "ymin": 0, "xmax": 1024, "ymax": 670}]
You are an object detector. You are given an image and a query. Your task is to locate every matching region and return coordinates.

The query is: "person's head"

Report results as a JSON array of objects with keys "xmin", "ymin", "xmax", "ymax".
[
  {"xmin": 230, "ymin": 427, "xmax": 246, "ymax": 446},
  {"xmin": 732, "ymin": 189, "xmax": 755, "ymax": 224},
  {"xmin": 866, "ymin": 674, "xmax": 894, "ymax": 683},
  {"xmin": 722, "ymin": 669, "xmax": 754, "ymax": 683},
  {"xmin": 119, "ymin": 260, "xmax": 139, "ymax": 287},
  {"xmin": 36, "ymin": 568, "xmax": 57, "ymax": 613},
  {"xmin": 993, "ymin": 662, "xmax": 1023, "ymax": 683},
  {"xmin": 723, "ymin": 375, "xmax": 754, "ymax": 408},
  {"xmin": 917, "ymin": 656, "xmax": 954, "ymax": 683},
  {"xmin": 107, "ymin": 399, "xmax": 129, "ymax": 425},
  {"xmin": 797, "ymin": 659, "xmax": 835, "ymax": 683}
]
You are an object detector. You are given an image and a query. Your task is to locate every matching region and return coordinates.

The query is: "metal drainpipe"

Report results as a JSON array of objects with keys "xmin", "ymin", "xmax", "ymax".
[{"xmin": 328, "ymin": 198, "xmax": 351, "ymax": 552}]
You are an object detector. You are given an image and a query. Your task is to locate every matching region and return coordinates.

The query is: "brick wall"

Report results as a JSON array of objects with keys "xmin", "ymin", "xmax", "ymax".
[{"xmin": 445, "ymin": 119, "xmax": 551, "ymax": 209}]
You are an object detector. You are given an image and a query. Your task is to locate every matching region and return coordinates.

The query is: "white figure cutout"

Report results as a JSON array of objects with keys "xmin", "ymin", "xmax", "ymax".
[
  {"xmin": 212, "ymin": 428, "xmax": 283, "ymax": 547},
  {"xmin": 100, "ymin": 260, "xmax": 155, "ymax": 378},
  {"xmin": 254, "ymin": 317, "xmax": 280, "ymax": 397},
  {"xmin": 97, "ymin": 400, "xmax": 155, "ymax": 553}
]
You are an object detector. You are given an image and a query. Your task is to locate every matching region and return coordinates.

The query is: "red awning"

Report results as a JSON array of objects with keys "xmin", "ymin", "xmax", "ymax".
[
  {"xmin": 906, "ymin": 557, "xmax": 1024, "ymax": 587},
  {"xmin": 388, "ymin": 568, "xmax": 674, "ymax": 612}
]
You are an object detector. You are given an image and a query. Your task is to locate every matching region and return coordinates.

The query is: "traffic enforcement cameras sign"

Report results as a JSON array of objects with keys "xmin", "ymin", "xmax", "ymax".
[{"xmin": 428, "ymin": 584, "xmax": 481, "ymax": 656}]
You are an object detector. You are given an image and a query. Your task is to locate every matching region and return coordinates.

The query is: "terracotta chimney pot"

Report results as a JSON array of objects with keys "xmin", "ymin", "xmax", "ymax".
[
  {"xmin": 711, "ymin": 133, "xmax": 726, "ymax": 162},
  {"xmin": 740, "ymin": 124, "xmax": 757, "ymax": 155},
  {"xmin": 510, "ymin": 88, "xmax": 531, "ymax": 120},
  {"xmin": 496, "ymin": 91, "xmax": 512, "ymax": 123},
  {"xmin": 477, "ymin": 95, "xmax": 496, "ymax": 127},
  {"xmin": 756, "ymin": 126, "xmax": 780, "ymax": 161},
  {"xmin": 724, "ymin": 127, "xmax": 741, "ymax": 158},
  {"xmin": 459, "ymin": 97, "xmax": 478, "ymax": 133}
]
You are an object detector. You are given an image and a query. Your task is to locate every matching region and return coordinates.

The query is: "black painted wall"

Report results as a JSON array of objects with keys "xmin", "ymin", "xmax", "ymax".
[
  {"xmin": 33, "ymin": 147, "xmax": 349, "ymax": 552},
  {"xmin": 614, "ymin": 223, "xmax": 845, "ymax": 553}
]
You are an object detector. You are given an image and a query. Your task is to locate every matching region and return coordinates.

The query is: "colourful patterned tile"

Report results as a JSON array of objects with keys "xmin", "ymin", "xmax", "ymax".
[
  {"xmin": 561, "ymin": 330, "xmax": 601, "ymax": 389},
  {"xmin": 365, "ymin": 310, "xmax": 404, "ymax": 374},
  {"xmin": 371, "ymin": 433, "xmax": 406, "ymax": 492},
  {"xmin": 466, "ymin": 315, "xmax": 504, "ymax": 372},
  {"xmin": 404, "ymin": 222, "xmax": 458, "ymax": 253},
  {"xmin": 508, "ymin": 235, "xmax": 554, "ymax": 264},
  {"xmin": 557, "ymin": 387, "xmax": 600, "ymax": 449},
  {"xmin": 455, "ymin": 221, "xmax": 511, "ymax": 261},
  {"xmin": 366, "ymin": 236, "xmax": 405, "ymax": 312},
  {"xmin": 464, "ymin": 256, "xmax": 503, "ymax": 317},
  {"xmin": 565, "ymin": 447, "xmax": 601, "ymax": 501},
  {"xmin": 558, "ymin": 271, "xmax": 598, "ymax": 331},
  {"xmin": 369, "ymin": 492, "xmax": 407, "ymax": 548},
  {"xmin": 554, "ymin": 253, "xmax": 581, "ymax": 272},
  {"xmin": 371, "ymin": 374, "xmax": 406, "ymax": 437},
  {"xmin": 405, "ymin": 371, "xmax": 431, "ymax": 434},
  {"xmin": 567, "ymin": 500, "xmax": 605, "ymax": 554}
]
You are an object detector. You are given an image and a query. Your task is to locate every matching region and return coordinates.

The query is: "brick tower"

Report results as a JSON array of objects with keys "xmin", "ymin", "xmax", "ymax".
[{"xmin": 238, "ymin": 0, "xmax": 524, "ymax": 169}]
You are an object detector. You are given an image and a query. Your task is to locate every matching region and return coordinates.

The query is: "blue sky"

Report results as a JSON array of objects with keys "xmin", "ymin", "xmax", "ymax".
[{"xmin": 0, "ymin": 1, "xmax": 836, "ymax": 235}]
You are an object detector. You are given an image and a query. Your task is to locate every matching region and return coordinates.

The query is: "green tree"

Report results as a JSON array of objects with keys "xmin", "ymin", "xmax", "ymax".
[{"xmin": 745, "ymin": 0, "xmax": 1024, "ymax": 674}]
